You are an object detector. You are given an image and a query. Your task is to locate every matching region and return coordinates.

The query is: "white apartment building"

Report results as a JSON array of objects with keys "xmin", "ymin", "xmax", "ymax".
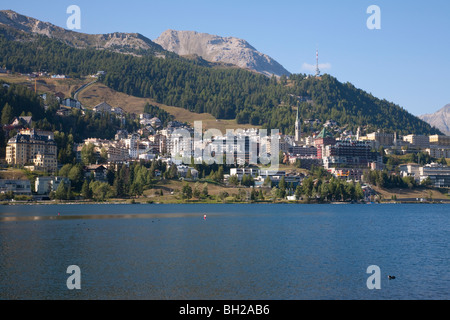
[
  {"xmin": 35, "ymin": 177, "xmax": 71, "ymax": 195},
  {"xmin": 230, "ymin": 168, "xmax": 260, "ymax": 180}
]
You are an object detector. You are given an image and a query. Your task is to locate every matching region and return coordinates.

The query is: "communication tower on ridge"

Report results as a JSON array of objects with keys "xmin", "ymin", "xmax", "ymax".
[{"xmin": 315, "ymin": 49, "xmax": 320, "ymax": 77}]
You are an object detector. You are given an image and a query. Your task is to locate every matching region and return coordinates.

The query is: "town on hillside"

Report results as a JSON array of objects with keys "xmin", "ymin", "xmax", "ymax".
[{"xmin": 0, "ymin": 73, "xmax": 449, "ymax": 203}]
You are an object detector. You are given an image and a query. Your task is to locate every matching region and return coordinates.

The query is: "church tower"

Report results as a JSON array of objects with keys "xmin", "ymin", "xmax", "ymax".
[{"xmin": 295, "ymin": 104, "xmax": 301, "ymax": 143}]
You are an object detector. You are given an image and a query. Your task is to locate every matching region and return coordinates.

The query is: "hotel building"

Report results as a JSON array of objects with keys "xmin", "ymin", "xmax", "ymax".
[{"xmin": 6, "ymin": 129, "xmax": 58, "ymax": 172}]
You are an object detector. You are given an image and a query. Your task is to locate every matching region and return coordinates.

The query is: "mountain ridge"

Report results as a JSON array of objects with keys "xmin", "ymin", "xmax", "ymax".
[
  {"xmin": 419, "ymin": 104, "xmax": 450, "ymax": 136},
  {"xmin": 155, "ymin": 29, "xmax": 291, "ymax": 78},
  {"xmin": 0, "ymin": 9, "xmax": 167, "ymax": 57}
]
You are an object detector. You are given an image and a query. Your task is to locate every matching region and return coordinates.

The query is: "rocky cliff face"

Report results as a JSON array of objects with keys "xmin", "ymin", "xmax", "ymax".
[
  {"xmin": 0, "ymin": 10, "xmax": 166, "ymax": 56},
  {"xmin": 155, "ymin": 29, "xmax": 291, "ymax": 77},
  {"xmin": 419, "ymin": 104, "xmax": 450, "ymax": 136}
]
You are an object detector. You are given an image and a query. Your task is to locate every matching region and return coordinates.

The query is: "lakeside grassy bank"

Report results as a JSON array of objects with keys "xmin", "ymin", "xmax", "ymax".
[
  {"xmin": 2, "ymin": 168, "xmax": 449, "ymax": 206},
  {"xmin": 3, "ymin": 197, "xmax": 450, "ymax": 206}
]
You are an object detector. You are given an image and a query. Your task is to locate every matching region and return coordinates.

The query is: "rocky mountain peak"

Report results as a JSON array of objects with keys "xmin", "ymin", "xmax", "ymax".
[
  {"xmin": 155, "ymin": 29, "xmax": 291, "ymax": 77},
  {"xmin": 419, "ymin": 104, "xmax": 450, "ymax": 136}
]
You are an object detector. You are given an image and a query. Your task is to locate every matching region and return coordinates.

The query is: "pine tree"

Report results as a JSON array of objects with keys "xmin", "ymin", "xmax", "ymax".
[
  {"xmin": 81, "ymin": 180, "xmax": 92, "ymax": 200},
  {"xmin": 181, "ymin": 183, "xmax": 192, "ymax": 200},
  {"xmin": 201, "ymin": 183, "xmax": 209, "ymax": 198},
  {"xmin": 295, "ymin": 185, "xmax": 302, "ymax": 200},
  {"xmin": 355, "ymin": 183, "xmax": 364, "ymax": 201},
  {"xmin": 263, "ymin": 176, "xmax": 272, "ymax": 187},
  {"xmin": 258, "ymin": 189, "xmax": 264, "ymax": 200},
  {"xmin": 193, "ymin": 182, "xmax": 201, "ymax": 198},
  {"xmin": 279, "ymin": 176, "xmax": 287, "ymax": 192},
  {"xmin": 217, "ymin": 166, "xmax": 224, "ymax": 182},
  {"xmin": 229, "ymin": 175, "xmax": 239, "ymax": 186},
  {"xmin": 54, "ymin": 181, "xmax": 69, "ymax": 200},
  {"xmin": 68, "ymin": 164, "xmax": 84, "ymax": 192},
  {"xmin": 113, "ymin": 175, "xmax": 124, "ymax": 198},
  {"xmin": 1, "ymin": 103, "xmax": 12, "ymax": 125}
]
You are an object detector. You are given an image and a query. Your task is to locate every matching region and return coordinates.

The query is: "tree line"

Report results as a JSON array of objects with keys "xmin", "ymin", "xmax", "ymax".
[{"xmin": 51, "ymin": 160, "xmax": 169, "ymax": 201}]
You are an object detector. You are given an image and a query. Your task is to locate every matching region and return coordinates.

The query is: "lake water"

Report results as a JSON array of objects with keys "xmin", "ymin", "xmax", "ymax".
[{"xmin": 0, "ymin": 204, "xmax": 448, "ymax": 300}]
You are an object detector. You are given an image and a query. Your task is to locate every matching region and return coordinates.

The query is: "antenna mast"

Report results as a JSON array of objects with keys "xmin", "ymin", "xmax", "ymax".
[{"xmin": 315, "ymin": 49, "xmax": 320, "ymax": 77}]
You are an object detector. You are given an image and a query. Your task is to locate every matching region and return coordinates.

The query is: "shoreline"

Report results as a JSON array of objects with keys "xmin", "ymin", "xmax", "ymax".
[{"xmin": 2, "ymin": 200, "xmax": 450, "ymax": 206}]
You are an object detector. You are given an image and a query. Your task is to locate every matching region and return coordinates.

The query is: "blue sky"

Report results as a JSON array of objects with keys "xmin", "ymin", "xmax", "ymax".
[{"xmin": 3, "ymin": 0, "xmax": 449, "ymax": 116}]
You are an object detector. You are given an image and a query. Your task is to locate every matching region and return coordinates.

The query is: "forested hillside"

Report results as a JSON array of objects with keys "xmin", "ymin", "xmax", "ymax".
[{"xmin": 0, "ymin": 24, "xmax": 441, "ymax": 136}]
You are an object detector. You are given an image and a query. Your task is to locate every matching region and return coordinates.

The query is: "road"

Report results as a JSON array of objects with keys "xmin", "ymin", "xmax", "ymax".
[{"xmin": 73, "ymin": 79, "xmax": 98, "ymax": 104}]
